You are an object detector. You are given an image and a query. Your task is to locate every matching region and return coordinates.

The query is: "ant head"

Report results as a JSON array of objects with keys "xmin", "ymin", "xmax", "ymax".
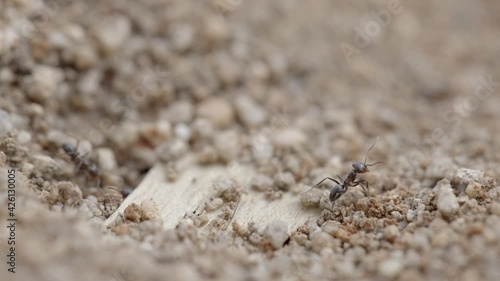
[
  {"xmin": 62, "ymin": 143, "xmax": 74, "ymax": 153},
  {"xmin": 329, "ymin": 185, "xmax": 345, "ymax": 202},
  {"xmin": 88, "ymin": 164, "xmax": 100, "ymax": 176},
  {"xmin": 352, "ymin": 162, "xmax": 368, "ymax": 173}
]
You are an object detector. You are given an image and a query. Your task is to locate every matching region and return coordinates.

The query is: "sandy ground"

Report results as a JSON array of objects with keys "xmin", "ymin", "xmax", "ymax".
[{"xmin": 1, "ymin": 0, "xmax": 500, "ymax": 280}]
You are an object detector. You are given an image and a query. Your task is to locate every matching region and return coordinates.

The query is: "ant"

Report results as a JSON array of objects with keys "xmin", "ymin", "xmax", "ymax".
[
  {"xmin": 305, "ymin": 137, "xmax": 383, "ymax": 203},
  {"xmin": 62, "ymin": 142, "xmax": 101, "ymax": 188}
]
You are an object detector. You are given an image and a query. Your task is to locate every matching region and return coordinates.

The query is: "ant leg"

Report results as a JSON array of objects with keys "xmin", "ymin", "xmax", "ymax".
[
  {"xmin": 303, "ymin": 177, "xmax": 341, "ymax": 194},
  {"xmin": 337, "ymin": 174, "xmax": 345, "ymax": 183},
  {"xmin": 354, "ymin": 180, "xmax": 369, "ymax": 197},
  {"xmin": 74, "ymin": 160, "xmax": 83, "ymax": 173},
  {"xmin": 95, "ymin": 176, "xmax": 101, "ymax": 188}
]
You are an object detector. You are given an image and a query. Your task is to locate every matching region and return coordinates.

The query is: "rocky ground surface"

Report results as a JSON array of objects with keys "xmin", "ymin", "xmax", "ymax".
[{"xmin": 1, "ymin": 0, "xmax": 500, "ymax": 280}]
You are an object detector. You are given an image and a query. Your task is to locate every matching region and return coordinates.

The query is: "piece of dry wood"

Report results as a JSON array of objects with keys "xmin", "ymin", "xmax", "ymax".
[{"xmin": 106, "ymin": 155, "xmax": 320, "ymax": 232}]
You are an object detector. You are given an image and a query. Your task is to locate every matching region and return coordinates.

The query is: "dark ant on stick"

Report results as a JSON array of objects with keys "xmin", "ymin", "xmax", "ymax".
[
  {"xmin": 62, "ymin": 142, "xmax": 101, "ymax": 188},
  {"xmin": 305, "ymin": 137, "xmax": 383, "ymax": 203}
]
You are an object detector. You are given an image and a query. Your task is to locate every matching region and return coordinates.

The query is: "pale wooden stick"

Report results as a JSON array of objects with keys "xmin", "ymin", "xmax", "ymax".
[{"xmin": 106, "ymin": 154, "xmax": 320, "ymax": 232}]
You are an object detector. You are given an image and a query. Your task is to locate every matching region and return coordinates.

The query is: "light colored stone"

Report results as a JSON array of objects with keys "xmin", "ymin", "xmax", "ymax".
[
  {"xmin": 452, "ymin": 168, "xmax": 484, "ymax": 186},
  {"xmin": 124, "ymin": 203, "xmax": 142, "ymax": 222},
  {"xmin": 163, "ymin": 100, "xmax": 194, "ymax": 123},
  {"xmin": 264, "ymin": 219, "xmax": 289, "ymax": 249},
  {"xmin": 379, "ymin": 258, "xmax": 403, "ymax": 279},
  {"xmin": 93, "ymin": 15, "xmax": 131, "ymax": 54},
  {"xmin": 436, "ymin": 179, "xmax": 459, "ymax": 218},
  {"xmin": 32, "ymin": 155, "xmax": 56, "ymax": 174},
  {"xmin": 196, "ymin": 97, "xmax": 235, "ymax": 128},
  {"xmin": 490, "ymin": 202, "xmax": 500, "ymax": 216},
  {"xmin": 17, "ymin": 130, "xmax": 31, "ymax": 144},
  {"xmin": 234, "ymin": 95, "xmax": 267, "ymax": 127},
  {"xmin": 140, "ymin": 199, "xmax": 162, "ymax": 222},
  {"xmin": 465, "ymin": 181, "xmax": 483, "ymax": 199},
  {"xmin": 205, "ymin": 198, "xmax": 224, "ymax": 211},
  {"xmin": 425, "ymin": 157, "xmax": 454, "ymax": 181},
  {"xmin": 383, "ymin": 225, "xmax": 400, "ymax": 242},
  {"xmin": 249, "ymin": 174, "xmax": 273, "ymax": 192},
  {"xmin": 273, "ymin": 128, "xmax": 306, "ymax": 149},
  {"xmin": 273, "ymin": 172, "xmax": 295, "ymax": 191},
  {"xmin": 139, "ymin": 120, "xmax": 172, "ymax": 146},
  {"xmin": 214, "ymin": 130, "xmax": 239, "ymax": 163},
  {"xmin": 170, "ymin": 24, "xmax": 194, "ymax": 51},
  {"xmin": 174, "ymin": 123, "xmax": 192, "ymax": 141},
  {"xmin": 191, "ymin": 118, "xmax": 215, "ymax": 140},
  {"xmin": 74, "ymin": 44, "xmax": 98, "ymax": 70},
  {"xmin": 0, "ymin": 110, "xmax": 14, "ymax": 137},
  {"xmin": 96, "ymin": 148, "xmax": 117, "ymax": 170},
  {"xmin": 110, "ymin": 123, "xmax": 140, "ymax": 150},
  {"xmin": 156, "ymin": 139, "xmax": 188, "ymax": 161},
  {"xmin": 311, "ymin": 231, "xmax": 335, "ymax": 253},
  {"xmin": 57, "ymin": 181, "xmax": 82, "ymax": 207},
  {"xmin": 28, "ymin": 65, "xmax": 63, "ymax": 103}
]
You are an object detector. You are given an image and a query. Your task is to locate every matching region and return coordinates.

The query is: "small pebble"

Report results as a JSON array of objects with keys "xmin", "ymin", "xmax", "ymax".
[
  {"xmin": 32, "ymin": 155, "xmax": 56, "ymax": 174},
  {"xmin": 264, "ymin": 219, "xmax": 289, "ymax": 249},
  {"xmin": 124, "ymin": 203, "xmax": 142, "ymax": 223},
  {"xmin": 0, "ymin": 110, "xmax": 14, "ymax": 137},
  {"xmin": 96, "ymin": 148, "xmax": 117, "ymax": 170},
  {"xmin": 273, "ymin": 128, "xmax": 306, "ymax": 149},
  {"xmin": 196, "ymin": 97, "xmax": 235, "ymax": 128},
  {"xmin": 162, "ymin": 100, "xmax": 194, "ymax": 123},
  {"xmin": 73, "ymin": 44, "xmax": 98, "ymax": 70},
  {"xmin": 139, "ymin": 120, "xmax": 172, "ymax": 146},
  {"xmin": 249, "ymin": 174, "xmax": 273, "ymax": 192},
  {"xmin": 93, "ymin": 15, "xmax": 131, "ymax": 54},
  {"xmin": 214, "ymin": 130, "xmax": 239, "ymax": 163},
  {"xmin": 174, "ymin": 123, "xmax": 192, "ymax": 141},
  {"xmin": 16, "ymin": 130, "xmax": 31, "ymax": 144},
  {"xmin": 273, "ymin": 172, "xmax": 295, "ymax": 191},
  {"xmin": 140, "ymin": 199, "xmax": 162, "ymax": 222},
  {"xmin": 383, "ymin": 225, "xmax": 400, "ymax": 242},
  {"xmin": 234, "ymin": 95, "xmax": 267, "ymax": 127},
  {"xmin": 0, "ymin": 151, "xmax": 7, "ymax": 167},
  {"xmin": 57, "ymin": 181, "xmax": 82, "ymax": 207},
  {"xmin": 110, "ymin": 123, "xmax": 140, "ymax": 150},
  {"xmin": 321, "ymin": 220, "xmax": 341, "ymax": 235},
  {"xmin": 436, "ymin": 179, "xmax": 459, "ymax": 218},
  {"xmin": 28, "ymin": 65, "xmax": 63, "ymax": 103},
  {"xmin": 424, "ymin": 157, "xmax": 454, "ymax": 182},
  {"xmin": 21, "ymin": 163, "xmax": 34, "ymax": 175},
  {"xmin": 191, "ymin": 118, "xmax": 215, "ymax": 141},
  {"xmin": 156, "ymin": 139, "xmax": 188, "ymax": 161},
  {"xmin": 379, "ymin": 258, "xmax": 403, "ymax": 279},
  {"xmin": 451, "ymin": 168, "xmax": 484, "ymax": 190},
  {"xmin": 311, "ymin": 231, "xmax": 335, "ymax": 253},
  {"xmin": 205, "ymin": 197, "xmax": 224, "ymax": 211},
  {"xmin": 465, "ymin": 181, "xmax": 483, "ymax": 199},
  {"xmin": 489, "ymin": 202, "xmax": 500, "ymax": 216}
]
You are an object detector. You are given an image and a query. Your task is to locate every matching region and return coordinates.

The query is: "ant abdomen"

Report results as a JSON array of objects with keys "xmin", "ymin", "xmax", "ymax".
[{"xmin": 329, "ymin": 185, "xmax": 345, "ymax": 202}]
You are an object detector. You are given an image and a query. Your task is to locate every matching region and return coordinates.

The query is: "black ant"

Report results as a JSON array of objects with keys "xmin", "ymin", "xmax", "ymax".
[
  {"xmin": 62, "ymin": 142, "xmax": 101, "ymax": 188},
  {"xmin": 305, "ymin": 137, "xmax": 383, "ymax": 203}
]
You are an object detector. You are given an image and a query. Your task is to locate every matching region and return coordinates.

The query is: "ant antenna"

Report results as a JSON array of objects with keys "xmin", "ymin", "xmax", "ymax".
[{"xmin": 363, "ymin": 136, "xmax": 379, "ymax": 165}]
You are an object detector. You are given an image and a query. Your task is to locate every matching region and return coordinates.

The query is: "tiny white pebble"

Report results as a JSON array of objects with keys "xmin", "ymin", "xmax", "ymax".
[{"xmin": 264, "ymin": 220, "xmax": 289, "ymax": 249}]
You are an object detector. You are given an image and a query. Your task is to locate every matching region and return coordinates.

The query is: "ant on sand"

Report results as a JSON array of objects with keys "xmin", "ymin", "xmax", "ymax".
[
  {"xmin": 305, "ymin": 137, "xmax": 383, "ymax": 203},
  {"xmin": 62, "ymin": 141, "xmax": 101, "ymax": 188}
]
